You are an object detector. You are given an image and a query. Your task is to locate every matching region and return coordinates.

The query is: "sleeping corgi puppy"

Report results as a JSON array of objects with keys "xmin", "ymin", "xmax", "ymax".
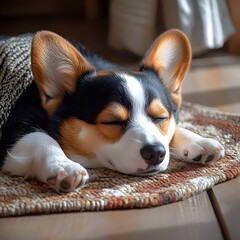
[{"xmin": 0, "ymin": 30, "xmax": 224, "ymax": 192}]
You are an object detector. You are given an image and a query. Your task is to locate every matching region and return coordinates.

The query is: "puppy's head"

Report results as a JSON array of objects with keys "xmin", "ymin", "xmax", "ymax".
[{"xmin": 31, "ymin": 30, "xmax": 191, "ymax": 175}]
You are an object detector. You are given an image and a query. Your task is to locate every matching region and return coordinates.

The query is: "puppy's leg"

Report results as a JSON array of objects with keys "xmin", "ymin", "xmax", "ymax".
[
  {"xmin": 170, "ymin": 127, "xmax": 225, "ymax": 164},
  {"xmin": 2, "ymin": 132, "xmax": 89, "ymax": 192}
]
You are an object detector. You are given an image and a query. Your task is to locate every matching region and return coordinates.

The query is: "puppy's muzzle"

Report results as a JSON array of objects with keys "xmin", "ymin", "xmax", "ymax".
[{"xmin": 140, "ymin": 143, "xmax": 166, "ymax": 166}]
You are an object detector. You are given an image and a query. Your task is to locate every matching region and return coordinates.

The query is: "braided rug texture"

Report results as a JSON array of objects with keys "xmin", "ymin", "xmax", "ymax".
[{"xmin": 0, "ymin": 102, "xmax": 239, "ymax": 217}]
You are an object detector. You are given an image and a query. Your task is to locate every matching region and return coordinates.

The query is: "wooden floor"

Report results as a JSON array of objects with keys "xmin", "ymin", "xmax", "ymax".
[
  {"xmin": 183, "ymin": 55, "xmax": 240, "ymax": 114},
  {"xmin": 0, "ymin": 177, "xmax": 239, "ymax": 240}
]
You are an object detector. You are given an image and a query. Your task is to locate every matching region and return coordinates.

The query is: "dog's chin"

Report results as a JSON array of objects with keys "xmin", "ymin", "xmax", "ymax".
[
  {"xmin": 118, "ymin": 165, "xmax": 167, "ymax": 177},
  {"xmin": 104, "ymin": 163, "xmax": 163, "ymax": 176},
  {"xmin": 132, "ymin": 168, "xmax": 161, "ymax": 176},
  {"xmin": 134, "ymin": 166, "xmax": 165, "ymax": 176},
  {"xmin": 101, "ymin": 158, "xmax": 169, "ymax": 176},
  {"xmin": 96, "ymin": 151, "xmax": 170, "ymax": 176}
]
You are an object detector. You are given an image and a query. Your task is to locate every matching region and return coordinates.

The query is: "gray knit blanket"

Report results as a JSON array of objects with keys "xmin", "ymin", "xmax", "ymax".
[{"xmin": 0, "ymin": 34, "xmax": 33, "ymax": 140}]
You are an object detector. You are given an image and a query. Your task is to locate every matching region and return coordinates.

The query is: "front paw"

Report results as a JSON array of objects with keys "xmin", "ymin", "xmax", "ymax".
[
  {"xmin": 46, "ymin": 161, "xmax": 89, "ymax": 193},
  {"xmin": 182, "ymin": 138, "xmax": 225, "ymax": 164}
]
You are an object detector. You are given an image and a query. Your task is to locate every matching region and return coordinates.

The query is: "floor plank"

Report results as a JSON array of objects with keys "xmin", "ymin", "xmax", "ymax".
[
  {"xmin": 183, "ymin": 63, "xmax": 240, "ymax": 113},
  {"xmin": 209, "ymin": 177, "xmax": 240, "ymax": 240},
  {"xmin": 0, "ymin": 192, "xmax": 222, "ymax": 240}
]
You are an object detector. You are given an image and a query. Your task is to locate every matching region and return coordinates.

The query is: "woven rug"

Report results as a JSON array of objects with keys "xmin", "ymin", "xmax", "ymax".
[{"xmin": 0, "ymin": 102, "xmax": 239, "ymax": 217}]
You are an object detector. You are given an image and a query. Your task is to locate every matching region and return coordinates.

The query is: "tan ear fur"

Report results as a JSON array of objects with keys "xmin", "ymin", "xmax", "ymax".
[
  {"xmin": 141, "ymin": 29, "xmax": 192, "ymax": 106},
  {"xmin": 31, "ymin": 31, "xmax": 95, "ymax": 114}
]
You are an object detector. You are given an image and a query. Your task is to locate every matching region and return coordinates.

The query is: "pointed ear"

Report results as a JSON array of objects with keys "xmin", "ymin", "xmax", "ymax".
[
  {"xmin": 31, "ymin": 31, "xmax": 95, "ymax": 114},
  {"xmin": 141, "ymin": 29, "xmax": 191, "ymax": 106}
]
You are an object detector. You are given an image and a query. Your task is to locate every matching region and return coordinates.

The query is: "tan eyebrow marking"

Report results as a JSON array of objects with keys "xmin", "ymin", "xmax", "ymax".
[
  {"xmin": 147, "ymin": 99, "xmax": 169, "ymax": 118},
  {"xmin": 97, "ymin": 103, "xmax": 130, "ymax": 123}
]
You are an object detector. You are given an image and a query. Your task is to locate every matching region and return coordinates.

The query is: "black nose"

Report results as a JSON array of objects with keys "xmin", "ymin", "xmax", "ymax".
[{"xmin": 140, "ymin": 143, "xmax": 166, "ymax": 166}]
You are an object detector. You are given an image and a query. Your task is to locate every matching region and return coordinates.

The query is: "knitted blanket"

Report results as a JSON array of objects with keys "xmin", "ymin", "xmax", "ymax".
[{"xmin": 0, "ymin": 35, "xmax": 33, "ymax": 140}]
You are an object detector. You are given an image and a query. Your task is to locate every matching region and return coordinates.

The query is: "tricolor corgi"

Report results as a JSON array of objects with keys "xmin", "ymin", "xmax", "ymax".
[{"xmin": 0, "ymin": 30, "xmax": 224, "ymax": 192}]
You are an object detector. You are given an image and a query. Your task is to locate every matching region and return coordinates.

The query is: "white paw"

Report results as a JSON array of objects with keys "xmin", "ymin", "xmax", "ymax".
[
  {"xmin": 46, "ymin": 159, "xmax": 89, "ymax": 193},
  {"xmin": 181, "ymin": 138, "xmax": 225, "ymax": 164}
]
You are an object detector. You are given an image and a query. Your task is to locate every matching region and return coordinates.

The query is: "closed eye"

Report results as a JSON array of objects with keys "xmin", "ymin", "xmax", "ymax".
[
  {"xmin": 151, "ymin": 116, "xmax": 168, "ymax": 124},
  {"xmin": 101, "ymin": 120, "xmax": 128, "ymax": 127}
]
